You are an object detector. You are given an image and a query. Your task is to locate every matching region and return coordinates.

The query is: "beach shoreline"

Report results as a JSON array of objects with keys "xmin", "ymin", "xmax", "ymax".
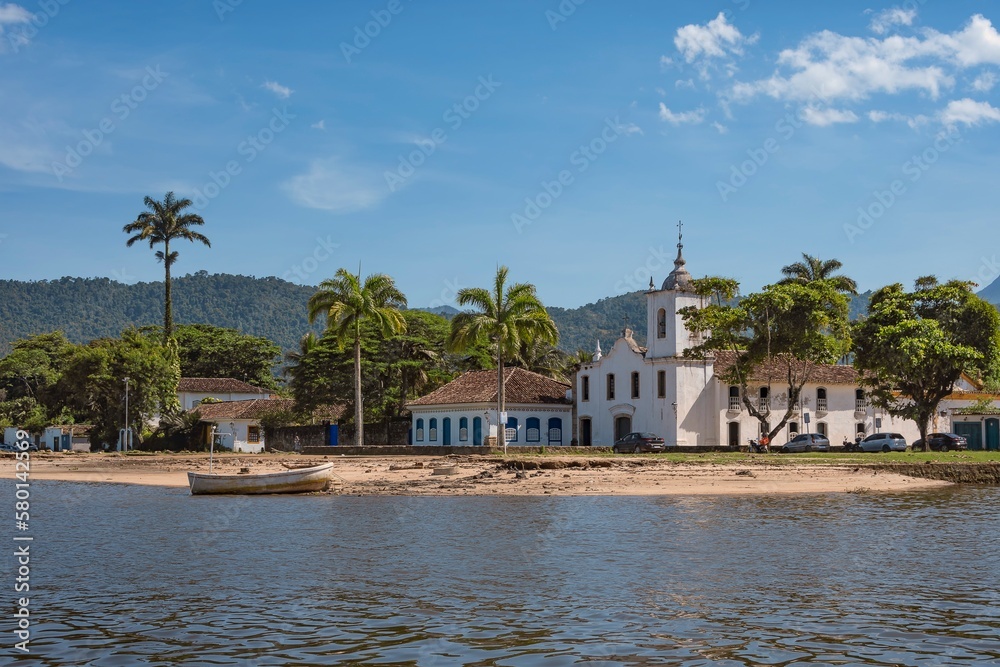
[{"xmin": 1, "ymin": 451, "xmax": 957, "ymax": 496}]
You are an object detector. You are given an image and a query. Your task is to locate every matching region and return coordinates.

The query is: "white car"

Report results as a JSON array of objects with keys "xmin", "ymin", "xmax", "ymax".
[{"xmin": 858, "ymin": 433, "xmax": 907, "ymax": 452}]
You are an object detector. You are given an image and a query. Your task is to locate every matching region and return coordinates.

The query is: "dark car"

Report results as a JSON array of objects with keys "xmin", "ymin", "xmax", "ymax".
[
  {"xmin": 613, "ymin": 432, "xmax": 666, "ymax": 454},
  {"xmin": 912, "ymin": 433, "xmax": 967, "ymax": 452},
  {"xmin": 781, "ymin": 433, "xmax": 831, "ymax": 453}
]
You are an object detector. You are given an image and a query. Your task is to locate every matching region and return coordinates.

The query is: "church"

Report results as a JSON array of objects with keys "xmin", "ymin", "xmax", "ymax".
[{"xmin": 575, "ymin": 233, "xmax": 1000, "ymax": 450}]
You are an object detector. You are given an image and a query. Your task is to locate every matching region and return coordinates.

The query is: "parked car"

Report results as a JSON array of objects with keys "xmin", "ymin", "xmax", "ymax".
[
  {"xmin": 780, "ymin": 433, "xmax": 831, "ymax": 453},
  {"xmin": 912, "ymin": 433, "xmax": 968, "ymax": 452},
  {"xmin": 613, "ymin": 432, "xmax": 666, "ymax": 453},
  {"xmin": 857, "ymin": 433, "xmax": 908, "ymax": 452},
  {"xmin": 0, "ymin": 442, "xmax": 15, "ymax": 452}
]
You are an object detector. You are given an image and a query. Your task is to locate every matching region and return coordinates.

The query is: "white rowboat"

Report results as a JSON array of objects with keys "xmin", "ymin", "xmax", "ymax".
[{"xmin": 187, "ymin": 462, "xmax": 335, "ymax": 495}]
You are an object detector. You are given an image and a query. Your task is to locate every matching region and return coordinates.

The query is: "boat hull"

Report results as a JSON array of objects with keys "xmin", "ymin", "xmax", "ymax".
[{"xmin": 187, "ymin": 462, "xmax": 334, "ymax": 495}]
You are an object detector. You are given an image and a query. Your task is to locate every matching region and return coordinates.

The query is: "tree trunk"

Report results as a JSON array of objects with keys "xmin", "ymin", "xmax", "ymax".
[
  {"xmin": 497, "ymin": 350, "xmax": 506, "ymax": 451},
  {"xmin": 163, "ymin": 239, "xmax": 172, "ymax": 342},
  {"xmin": 354, "ymin": 332, "xmax": 363, "ymax": 446}
]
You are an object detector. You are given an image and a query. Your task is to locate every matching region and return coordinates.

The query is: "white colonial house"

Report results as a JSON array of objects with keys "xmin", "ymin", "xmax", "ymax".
[
  {"xmin": 177, "ymin": 377, "xmax": 272, "ymax": 410},
  {"xmin": 191, "ymin": 397, "xmax": 293, "ymax": 453},
  {"xmin": 577, "ymin": 239, "xmax": 1000, "ymax": 450},
  {"xmin": 407, "ymin": 367, "xmax": 573, "ymax": 446}
]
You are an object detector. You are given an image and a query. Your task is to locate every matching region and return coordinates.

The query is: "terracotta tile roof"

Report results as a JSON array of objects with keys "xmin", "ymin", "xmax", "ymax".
[
  {"xmin": 178, "ymin": 377, "xmax": 269, "ymax": 394},
  {"xmin": 190, "ymin": 399, "xmax": 347, "ymax": 421},
  {"xmin": 408, "ymin": 367, "xmax": 572, "ymax": 407},
  {"xmin": 712, "ymin": 350, "xmax": 860, "ymax": 385}
]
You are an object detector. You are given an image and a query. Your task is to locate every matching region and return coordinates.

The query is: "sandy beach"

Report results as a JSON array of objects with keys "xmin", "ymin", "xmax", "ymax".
[{"xmin": 1, "ymin": 451, "xmax": 954, "ymax": 495}]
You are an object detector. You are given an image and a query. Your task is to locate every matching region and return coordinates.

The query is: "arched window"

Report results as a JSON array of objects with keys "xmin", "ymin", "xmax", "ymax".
[
  {"xmin": 817, "ymin": 387, "xmax": 828, "ymax": 412},
  {"xmin": 856, "ymin": 422, "xmax": 866, "ymax": 437},
  {"xmin": 631, "ymin": 372, "xmax": 640, "ymax": 399},
  {"xmin": 855, "ymin": 389, "xmax": 867, "ymax": 411},
  {"xmin": 728, "ymin": 421, "xmax": 740, "ymax": 447},
  {"xmin": 657, "ymin": 308, "xmax": 667, "ymax": 338},
  {"xmin": 459, "ymin": 417, "xmax": 469, "ymax": 442},
  {"xmin": 416, "ymin": 418, "xmax": 424, "ymax": 442},
  {"xmin": 429, "ymin": 418, "xmax": 438, "ymax": 442},
  {"xmin": 728, "ymin": 386, "xmax": 740, "ymax": 411},
  {"xmin": 548, "ymin": 417, "xmax": 563, "ymax": 444},
  {"xmin": 788, "ymin": 421, "xmax": 799, "ymax": 436},
  {"xmin": 505, "ymin": 416, "xmax": 518, "ymax": 443},
  {"xmin": 526, "ymin": 417, "xmax": 541, "ymax": 442},
  {"xmin": 758, "ymin": 387, "xmax": 769, "ymax": 411},
  {"xmin": 817, "ymin": 422, "xmax": 828, "ymax": 437}
]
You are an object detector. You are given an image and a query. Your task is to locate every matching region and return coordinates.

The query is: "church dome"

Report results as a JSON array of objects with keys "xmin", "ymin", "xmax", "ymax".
[{"xmin": 661, "ymin": 245, "xmax": 694, "ymax": 291}]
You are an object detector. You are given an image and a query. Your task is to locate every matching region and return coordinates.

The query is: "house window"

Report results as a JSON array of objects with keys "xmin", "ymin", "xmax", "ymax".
[
  {"xmin": 631, "ymin": 372, "xmax": 640, "ymax": 399},
  {"xmin": 607, "ymin": 374, "xmax": 615, "ymax": 400},
  {"xmin": 788, "ymin": 422, "xmax": 799, "ymax": 436},
  {"xmin": 247, "ymin": 426, "xmax": 260, "ymax": 443},
  {"xmin": 758, "ymin": 387, "xmax": 770, "ymax": 411},
  {"xmin": 856, "ymin": 422, "xmax": 866, "ymax": 437},
  {"xmin": 657, "ymin": 308, "xmax": 667, "ymax": 339},
  {"xmin": 526, "ymin": 417, "xmax": 541, "ymax": 442},
  {"xmin": 728, "ymin": 422, "xmax": 740, "ymax": 447},
  {"xmin": 728, "ymin": 386, "xmax": 741, "ymax": 411},
  {"xmin": 548, "ymin": 417, "xmax": 563, "ymax": 445},
  {"xmin": 459, "ymin": 417, "xmax": 468, "ymax": 442},
  {"xmin": 429, "ymin": 418, "xmax": 438, "ymax": 442},
  {"xmin": 761, "ymin": 421, "xmax": 770, "ymax": 437},
  {"xmin": 657, "ymin": 371, "xmax": 666, "ymax": 398},
  {"xmin": 816, "ymin": 387, "xmax": 828, "ymax": 412},
  {"xmin": 582, "ymin": 375, "xmax": 590, "ymax": 401},
  {"xmin": 416, "ymin": 418, "xmax": 424, "ymax": 442},
  {"xmin": 855, "ymin": 389, "xmax": 867, "ymax": 412},
  {"xmin": 817, "ymin": 422, "xmax": 828, "ymax": 437},
  {"xmin": 506, "ymin": 416, "xmax": 518, "ymax": 443}
]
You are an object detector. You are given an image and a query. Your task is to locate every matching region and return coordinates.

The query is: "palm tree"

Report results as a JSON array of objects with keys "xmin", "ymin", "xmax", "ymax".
[
  {"xmin": 779, "ymin": 253, "xmax": 858, "ymax": 295},
  {"xmin": 123, "ymin": 192, "xmax": 211, "ymax": 341},
  {"xmin": 282, "ymin": 332, "xmax": 319, "ymax": 380},
  {"xmin": 307, "ymin": 268, "xmax": 407, "ymax": 446},
  {"xmin": 448, "ymin": 266, "xmax": 558, "ymax": 450}
]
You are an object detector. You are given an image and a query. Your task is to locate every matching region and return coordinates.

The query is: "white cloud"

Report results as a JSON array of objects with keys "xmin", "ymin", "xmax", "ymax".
[
  {"xmin": 262, "ymin": 80, "xmax": 293, "ymax": 99},
  {"xmin": 674, "ymin": 12, "xmax": 757, "ymax": 63},
  {"xmin": 311, "ymin": 119, "xmax": 326, "ymax": 131},
  {"xmin": 616, "ymin": 122, "xmax": 643, "ymax": 136},
  {"xmin": 940, "ymin": 98, "xmax": 1000, "ymax": 127},
  {"xmin": 283, "ymin": 158, "xmax": 385, "ymax": 213},
  {"xmin": 675, "ymin": 78, "xmax": 695, "ymax": 89},
  {"xmin": 659, "ymin": 55, "xmax": 674, "ymax": 69},
  {"xmin": 658, "ymin": 103, "xmax": 705, "ymax": 125},
  {"xmin": 867, "ymin": 110, "xmax": 929, "ymax": 128},
  {"xmin": 971, "ymin": 71, "xmax": 997, "ymax": 92},
  {"xmin": 800, "ymin": 106, "xmax": 859, "ymax": 126},
  {"xmin": 730, "ymin": 14, "xmax": 1000, "ymax": 108},
  {"xmin": 870, "ymin": 7, "xmax": 916, "ymax": 35},
  {"xmin": 0, "ymin": 3, "xmax": 31, "ymax": 52},
  {"xmin": 712, "ymin": 121, "xmax": 728, "ymax": 134}
]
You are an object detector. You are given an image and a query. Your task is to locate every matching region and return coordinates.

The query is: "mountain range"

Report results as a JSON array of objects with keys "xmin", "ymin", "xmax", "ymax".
[{"xmin": 0, "ymin": 271, "xmax": 997, "ymax": 357}]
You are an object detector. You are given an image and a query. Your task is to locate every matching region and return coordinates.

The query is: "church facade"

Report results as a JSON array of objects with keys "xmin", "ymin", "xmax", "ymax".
[{"xmin": 575, "ymin": 239, "xmax": 994, "ymax": 450}]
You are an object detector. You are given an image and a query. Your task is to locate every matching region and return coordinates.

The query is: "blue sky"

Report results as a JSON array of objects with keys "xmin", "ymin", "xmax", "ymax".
[{"xmin": 2, "ymin": 0, "xmax": 1000, "ymax": 308}]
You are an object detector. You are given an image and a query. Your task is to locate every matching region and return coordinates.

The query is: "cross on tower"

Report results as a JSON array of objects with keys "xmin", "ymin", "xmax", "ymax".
[{"xmin": 677, "ymin": 220, "xmax": 683, "ymax": 248}]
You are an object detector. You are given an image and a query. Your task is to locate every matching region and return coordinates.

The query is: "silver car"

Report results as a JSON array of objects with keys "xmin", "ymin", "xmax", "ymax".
[
  {"xmin": 781, "ymin": 433, "xmax": 831, "ymax": 453},
  {"xmin": 858, "ymin": 433, "xmax": 907, "ymax": 452}
]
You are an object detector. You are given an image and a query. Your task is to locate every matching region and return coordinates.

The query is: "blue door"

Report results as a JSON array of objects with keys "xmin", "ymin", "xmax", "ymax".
[
  {"xmin": 443, "ymin": 417, "xmax": 452, "ymax": 446},
  {"xmin": 473, "ymin": 417, "xmax": 482, "ymax": 446},
  {"xmin": 987, "ymin": 418, "xmax": 1000, "ymax": 451}
]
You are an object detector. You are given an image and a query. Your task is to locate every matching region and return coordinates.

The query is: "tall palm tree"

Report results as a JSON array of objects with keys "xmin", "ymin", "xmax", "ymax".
[
  {"xmin": 779, "ymin": 253, "xmax": 858, "ymax": 295},
  {"xmin": 448, "ymin": 266, "xmax": 558, "ymax": 450},
  {"xmin": 307, "ymin": 268, "xmax": 407, "ymax": 446},
  {"xmin": 123, "ymin": 192, "xmax": 211, "ymax": 341}
]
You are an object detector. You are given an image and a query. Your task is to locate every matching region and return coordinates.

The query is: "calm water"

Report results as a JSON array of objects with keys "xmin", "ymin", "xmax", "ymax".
[{"xmin": 4, "ymin": 481, "xmax": 1000, "ymax": 666}]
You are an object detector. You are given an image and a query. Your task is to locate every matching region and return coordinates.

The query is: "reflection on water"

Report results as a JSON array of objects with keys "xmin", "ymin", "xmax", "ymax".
[{"xmin": 6, "ymin": 481, "xmax": 1000, "ymax": 665}]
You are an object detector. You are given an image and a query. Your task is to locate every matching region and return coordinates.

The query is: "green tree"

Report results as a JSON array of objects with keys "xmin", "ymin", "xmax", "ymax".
[
  {"xmin": 146, "ymin": 323, "xmax": 280, "ymax": 389},
  {"xmin": 123, "ymin": 192, "xmax": 211, "ymax": 341},
  {"xmin": 853, "ymin": 278, "xmax": 1000, "ymax": 449},
  {"xmin": 681, "ymin": 277, "xmax": 852, "ymax": 442},
  {"xmin": 448, "ymin": 266, "xmax": 558, "ymax": 449},
  {"xmin": 779, "ymin": 253, "xmax": 859, "ymax": 295},
  {"xmin": 307, "ymin": 268, "xmax": 407, "ymax": 445},
  {"xmin": 58, "ymin": 329, "xmax": 181, "ymax": 449}
]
